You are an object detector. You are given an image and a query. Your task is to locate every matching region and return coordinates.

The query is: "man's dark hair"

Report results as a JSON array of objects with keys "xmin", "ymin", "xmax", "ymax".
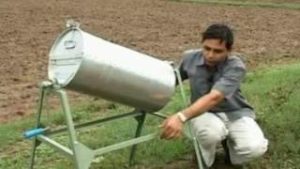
[{"xmin": 202, "ymin": 24, "xmax": 234, "ymax": 50}]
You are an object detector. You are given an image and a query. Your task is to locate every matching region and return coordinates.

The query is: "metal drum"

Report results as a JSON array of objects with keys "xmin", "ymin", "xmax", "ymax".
[{"xmin": 48, "ymin": 25, "xmax": 176, "ymax": 112}]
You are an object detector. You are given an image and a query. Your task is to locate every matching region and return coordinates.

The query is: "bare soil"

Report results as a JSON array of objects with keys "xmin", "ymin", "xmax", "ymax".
[{"xmin": 1, "ymin": 0, "xmax": 299, "ymax": 122}]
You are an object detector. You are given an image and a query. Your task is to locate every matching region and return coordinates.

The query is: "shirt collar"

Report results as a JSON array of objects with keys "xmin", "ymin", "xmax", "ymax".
[{"xmin": 195, "ymin": 52, "xmax": 205, "ymax": 66}]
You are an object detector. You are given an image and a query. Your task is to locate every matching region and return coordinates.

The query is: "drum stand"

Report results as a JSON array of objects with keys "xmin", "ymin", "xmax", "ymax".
[{"xmin": 26, "ymin": 69, "xmax": 206, "ymax": 169}]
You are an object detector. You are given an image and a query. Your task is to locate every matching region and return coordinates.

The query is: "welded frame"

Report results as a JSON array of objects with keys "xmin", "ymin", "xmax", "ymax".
[
  {"xmin": 28, "ymin": 81, "xmax": 163, "ymax": 169},
  {"xmin": 28, "ymin": 68, "xmax": 206, "ymax": 169}
]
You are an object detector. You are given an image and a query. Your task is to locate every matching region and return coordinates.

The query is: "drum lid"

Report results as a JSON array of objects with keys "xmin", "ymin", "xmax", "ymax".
[{"xmin": 48, "ymin": 28, "xmax": 83, "ymax": 86}]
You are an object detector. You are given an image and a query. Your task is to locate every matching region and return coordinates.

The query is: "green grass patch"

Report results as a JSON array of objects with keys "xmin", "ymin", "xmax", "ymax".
[
  {"xmin": 172, "ymin": 0, "xmax": 300, "ymax": 10},
  {"xmin": 243, "ymin": 63, "xmax": 300, "ymax": 169},
  {"xmin": 1, "ymin": 63, "xmax": 300, "ymax": 168}
]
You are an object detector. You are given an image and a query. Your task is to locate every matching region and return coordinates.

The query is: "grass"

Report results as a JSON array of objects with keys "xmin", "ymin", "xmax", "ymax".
[
  {"xmin": 1, "ymin": 63, "xmax": 300, "ymax": 169},
  {"xmin": 172, "ymin": 0, "xmax": 300, "ymax": 10},
  {"xmin": 242, "ymin": 64, "xmax": 300, "ymax": 169}
]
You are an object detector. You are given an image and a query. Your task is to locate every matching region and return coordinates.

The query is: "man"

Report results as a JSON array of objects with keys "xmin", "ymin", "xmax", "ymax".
[{"xmin": 160, "ymin": 24, "xmax": 268, "ymax": 167}]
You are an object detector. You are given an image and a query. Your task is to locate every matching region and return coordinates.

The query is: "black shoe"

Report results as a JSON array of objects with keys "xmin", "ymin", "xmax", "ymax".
[
  {"xmin": 221, "ymin": 140, "xmax": 246, "ymax": 169},
  {"xmin": 221, "ymin": 139, "xmax": 232, "ymax": 165}
]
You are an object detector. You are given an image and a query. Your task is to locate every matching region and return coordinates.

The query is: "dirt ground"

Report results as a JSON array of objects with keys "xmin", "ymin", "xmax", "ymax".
[{"xmin": 0, "ymin": 0, "xmax": 299, "ymax": 123}]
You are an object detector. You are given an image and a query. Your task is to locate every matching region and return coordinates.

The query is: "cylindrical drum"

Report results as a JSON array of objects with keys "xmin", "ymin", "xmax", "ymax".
[{"xmin": 48, "ymin": 26, "xmax": 176, "ymax": 112}]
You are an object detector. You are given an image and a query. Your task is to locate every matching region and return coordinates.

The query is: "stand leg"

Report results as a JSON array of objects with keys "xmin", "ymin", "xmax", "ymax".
[
  {"xmin": 57, "ymin": 90, "xmax": 79, "ymax": 168},
  {"xmin": 129, "ymin": 112, "xmax": 147, "ymax": 166},
  {"xmin": 29, "ymin": 84, "xmax": 47, "ymax": 169},
  {"xmin": 57, "ymin": 90, "xmax": 94, "ymax": 169},
  {"xmin": 174, "ymin": 68, "xmax": 206, "ymax": 169},
  {"xmin": 193, "ymin": 137, "xmax": 207, "ymax": 169}
]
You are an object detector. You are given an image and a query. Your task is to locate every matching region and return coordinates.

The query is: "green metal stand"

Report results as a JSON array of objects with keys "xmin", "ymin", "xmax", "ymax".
[
  {"xmin": 129, "ymin": 111, "xmax": 147, "ymax": 166},
  {"xmin": 28, "ymin": 68, "xmax": 206, "ymax": 169},
  {"xmin": 174, "ymin": 69, "xmax": 207, "ymax": 169},
  {"xmin": 28, "ymin": 81, "xmax": 161, "ymax": 169}
]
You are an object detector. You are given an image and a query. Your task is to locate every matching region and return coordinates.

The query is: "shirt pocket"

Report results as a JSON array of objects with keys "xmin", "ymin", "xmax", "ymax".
[{"xmin": 190, "ymin": 77, "xmax": 211, "ymax": 96}]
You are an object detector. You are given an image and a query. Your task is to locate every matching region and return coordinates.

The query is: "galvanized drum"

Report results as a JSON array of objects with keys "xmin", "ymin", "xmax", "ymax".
[{"xmin": 48, "ymin": 25, "xmax": 176, "ymax": 112}]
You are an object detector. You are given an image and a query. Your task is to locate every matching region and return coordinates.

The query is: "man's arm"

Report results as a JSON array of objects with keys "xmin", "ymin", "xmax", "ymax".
[
  {"xmin": 160, "ymin": 58, "xmax": 246, "ymax": 140},
  {"xmin": 160, "ymin": 89, "xmax": 224, "ymax": 139},
  {"xmin": 182, "ymin": 89, "xmax": 224, "ymax": 120}
]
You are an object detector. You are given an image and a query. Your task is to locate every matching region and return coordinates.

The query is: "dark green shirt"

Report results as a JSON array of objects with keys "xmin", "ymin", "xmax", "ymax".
[{"xmin": 178, "ymin": 49, "xmax": 255, "ymax": 120}]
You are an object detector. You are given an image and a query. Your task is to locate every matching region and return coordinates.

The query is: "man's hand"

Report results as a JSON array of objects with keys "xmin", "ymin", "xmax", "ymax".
[{"xmin": 160, "ymin": 114, "xmax": 183, "ymax": 139}]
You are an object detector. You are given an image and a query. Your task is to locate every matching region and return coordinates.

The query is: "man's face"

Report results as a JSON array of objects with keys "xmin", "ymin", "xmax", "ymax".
[{"xmin": 202, "ymin": 39, "xmax": 230, "ymax": 66}]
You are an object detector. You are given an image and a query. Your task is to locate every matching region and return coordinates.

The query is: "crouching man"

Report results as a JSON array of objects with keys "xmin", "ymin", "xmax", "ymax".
[{"xmin": 160, "ymin": 24, "xmax": 268, "ymax": 168}]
